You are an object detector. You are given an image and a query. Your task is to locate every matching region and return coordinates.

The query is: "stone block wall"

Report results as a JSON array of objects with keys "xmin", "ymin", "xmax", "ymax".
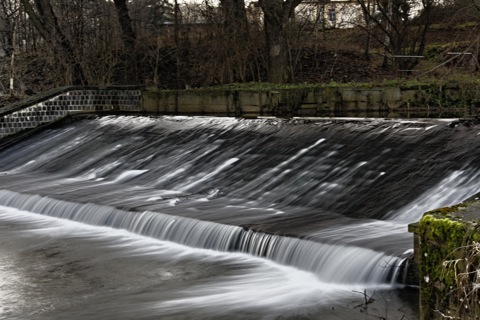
[{"xmin": 0, "ymin": 87, "xmax": 142, "ymax": 139}]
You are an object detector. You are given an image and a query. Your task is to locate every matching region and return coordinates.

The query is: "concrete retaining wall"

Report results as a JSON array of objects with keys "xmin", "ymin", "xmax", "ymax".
[
  {"xmin": 143, "ymin": 84, "xmax": 480, "ymax": 118},
  {"xmin": 2, "ymin": 83, "xmax": 480, "ymax": 140}
]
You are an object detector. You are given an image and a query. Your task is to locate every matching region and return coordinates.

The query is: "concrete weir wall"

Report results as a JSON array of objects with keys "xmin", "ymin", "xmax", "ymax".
[
  {"xmin": 0, "ymin": 86, "xmax": 142, "ymax": 139},
  {"xmin": 1, "ymin": 83, "xmax": 480, "ymax": 140},
  {"xmin": 143, "ymin": 84, "xmax": 480, "ymax": 118}
]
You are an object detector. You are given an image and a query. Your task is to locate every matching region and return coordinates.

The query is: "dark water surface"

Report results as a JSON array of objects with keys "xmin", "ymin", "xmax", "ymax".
[{"xmin": 1, "ymin": 116, "xmax": 480, "ymax": 319}]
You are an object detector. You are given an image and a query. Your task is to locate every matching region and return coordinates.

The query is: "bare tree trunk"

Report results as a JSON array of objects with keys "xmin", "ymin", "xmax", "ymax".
[
  {"xmin": 9, "ymin": 16, "xmax": 16, "ymax": 96},
  {"xmin": 174, "ymin": 0, "xmax": 180, "ymax": 89},
  {"xmin": 113, "ymin": 0, "xmax": 135, "ymax": 53},
  {"xmin": 321, "ymin": 3, "xmax": 326, "ymax": 41},
  {"xmin": 0, "ymin": 1, "xmax": 14, "ymax": 58},
  {"xmin": 363, "ymin": 0, "xmax": 372, "ymax": 60},
  {"xmin": 220, "ymin": 0, "xmax": 249, "ymax": 82},
  {"xmin": 0, "ymin": 1, "xmax": 19, "ymax": 94},
  {"xmin": 267, "ymin": 20, "xmax": 287, "ymax": 83},
  {"xmin": 258, "ymin": 0, "xmax": 302, "ymax": 83},
  {"xmin": 382, "ymin": 0, "xmax": 393, "ymax": 68},
  {"xmin": 221, "ymin": 0, "xmax": 248, "ymax": 44}
]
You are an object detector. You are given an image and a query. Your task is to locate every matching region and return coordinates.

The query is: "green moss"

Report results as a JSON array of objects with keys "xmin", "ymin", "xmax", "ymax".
[
  {"xmin": 426, "ymin": 204, "xmax": 467, "ymax": 217},
  {"xmin": 143, "ymin": 77, "xmax": 480, "ymax": 93},
  {"xmin": 418, "ymin": 214, "xmax": 467, "ymax": 319},
  {"xmin": 429, "ymin": 21, "xmax": 479, "ymax": 31},
  {"xmin": 417, "ymin": 204, "xmax": 480, "ymax": 319}
]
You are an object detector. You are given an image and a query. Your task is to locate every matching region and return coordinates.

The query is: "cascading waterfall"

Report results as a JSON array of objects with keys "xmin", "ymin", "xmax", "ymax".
[
  {"xmin": 0, "ymin": 189, "xmax": 403, "ymax": 285},
  {"xmin": 1, "ymin": 115, "xmax": 480, "ymax": 304},
  {"xmin": 388, "ymin": 168, "xmax": 480, "ymax": 222}
]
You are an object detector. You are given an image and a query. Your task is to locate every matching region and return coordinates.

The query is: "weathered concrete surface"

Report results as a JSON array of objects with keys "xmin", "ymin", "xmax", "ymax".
[
  {"xmin": 143, "ymin": 84, "xmax": 480, "ymax": 118},
  {"xmin": 410, "ymin": 196, "xmax": 480, "ymax": 320}
]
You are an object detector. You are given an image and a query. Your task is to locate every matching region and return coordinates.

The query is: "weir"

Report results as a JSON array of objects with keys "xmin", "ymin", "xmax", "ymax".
[
  {"xmin": 1, "ymin": 115, "xmax": 480, "ymax": 318},
  {"xmin": 0, "ymin": 190, "xmax": 403, "ymax": 285}
]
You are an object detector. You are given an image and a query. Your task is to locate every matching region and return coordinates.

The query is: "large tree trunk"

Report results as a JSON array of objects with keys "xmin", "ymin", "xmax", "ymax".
[
  {"xmin": 20, "ymin": 0, "xmax": 86, "ymax": 85},
  {"xmin": 221, "ymin": 0, "xmax": 248, "ymax": 41},
  {"xmin": 113, "ymin": 0, "xmax": 137, "ymax": 84},
  {"xmin": 220, "ymin": 0, "xmax": 249, "ymax": 82},
  {"xmin": 258, "ymin": 0, "xmax": 302, "ymax": 83},
  {"xmin": 113, "ymin": 0, "xmax": 135, "ymax": 53},
  {"xmin": 0, "ymin": 1, "xmax": 15, "ymax": 58}
]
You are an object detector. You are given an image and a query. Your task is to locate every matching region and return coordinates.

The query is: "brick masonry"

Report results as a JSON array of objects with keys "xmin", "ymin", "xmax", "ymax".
[{"xmin": 0, "ymin": 88, "xmax": 142, "ymax": 139}]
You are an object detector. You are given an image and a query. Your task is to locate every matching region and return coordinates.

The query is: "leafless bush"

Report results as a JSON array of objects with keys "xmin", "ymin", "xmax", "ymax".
[{"xmin": 439, "ymin": 241, "xmax": 480, "ymax": 319}]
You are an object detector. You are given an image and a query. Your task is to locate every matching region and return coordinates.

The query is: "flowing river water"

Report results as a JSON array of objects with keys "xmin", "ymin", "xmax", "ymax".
[{"xmin": 1, "ymin": 116, "xmax": 480, "ymax": 319}]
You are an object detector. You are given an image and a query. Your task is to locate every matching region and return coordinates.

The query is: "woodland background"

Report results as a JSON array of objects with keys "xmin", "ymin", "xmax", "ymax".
[{"xmin": 0, "ymin": 0, "xmax": 479, "ymax": 99}]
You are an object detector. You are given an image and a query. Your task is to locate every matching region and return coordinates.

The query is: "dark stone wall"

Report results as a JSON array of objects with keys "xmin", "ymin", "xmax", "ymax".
[{"xmin": 0, "ymin": 87, "xmax": 142, "ymax": 139}]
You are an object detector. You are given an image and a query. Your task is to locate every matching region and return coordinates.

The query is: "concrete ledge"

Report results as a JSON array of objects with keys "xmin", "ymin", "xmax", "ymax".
[
  {"xmin": 410, "ymin": 196, "xmax": 480, "ymax": 319},
  {"xmin": 143, "ymin": 84, "xmax": 480, "ymax": 119}
]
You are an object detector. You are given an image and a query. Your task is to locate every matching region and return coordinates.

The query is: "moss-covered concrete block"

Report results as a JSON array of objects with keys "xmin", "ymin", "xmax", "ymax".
[{"xmin": 416, "ymin": 201, "xmax": 480, "ymax": 319}]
